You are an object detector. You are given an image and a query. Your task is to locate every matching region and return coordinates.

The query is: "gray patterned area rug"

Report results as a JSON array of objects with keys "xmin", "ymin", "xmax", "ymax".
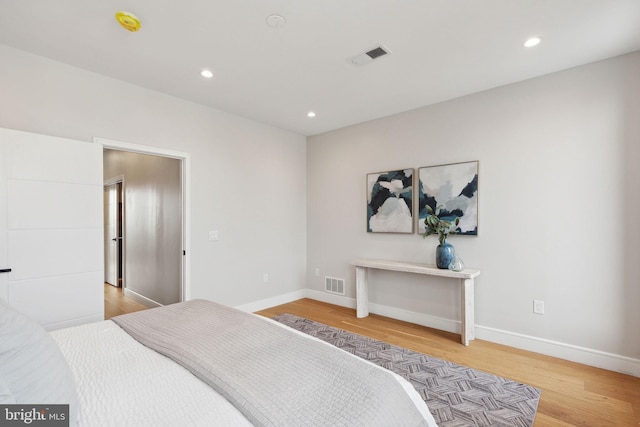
[{"xmin": 273, "ymin": 313, "xmax": 541, "ymax": 427}]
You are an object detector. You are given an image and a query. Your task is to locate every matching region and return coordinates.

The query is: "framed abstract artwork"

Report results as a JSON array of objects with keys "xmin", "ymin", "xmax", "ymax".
[
  {"xmin": 367, "ymin": 168, "xmax": 414, "ymax": 233},
  {"xmin": 417, "ymin": 161, "xmax": 478, "ymax": 235}
]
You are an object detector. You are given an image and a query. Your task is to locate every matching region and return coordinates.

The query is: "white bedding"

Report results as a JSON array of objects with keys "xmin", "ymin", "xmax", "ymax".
[
  {"xmin": 51, "ymin": 315, "xmax": 437, "ymax": 427},
  {"xmin": 51, "ymin": 321, "xmax": 253, "ymax": 427},
  {"xmin": 260, "ymin": 315, "xmax": 437, "ymax": 426}
]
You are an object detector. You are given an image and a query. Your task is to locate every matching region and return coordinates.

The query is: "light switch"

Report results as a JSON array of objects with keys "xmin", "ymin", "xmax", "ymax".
[{"xmin": 209, "ymin": 230, "xmax": 219, "ymax": 241}]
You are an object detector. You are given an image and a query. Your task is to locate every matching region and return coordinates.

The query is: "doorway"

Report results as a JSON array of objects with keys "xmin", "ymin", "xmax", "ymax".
[{"xmin": 98, "ymin": 137, "xmax": 191, "ymax": 310}]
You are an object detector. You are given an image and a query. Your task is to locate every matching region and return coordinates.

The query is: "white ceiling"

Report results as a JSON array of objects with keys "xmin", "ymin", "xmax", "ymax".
[{"xmin": 1, "ymin": 1, "xmax": 639, "ymax": 136}]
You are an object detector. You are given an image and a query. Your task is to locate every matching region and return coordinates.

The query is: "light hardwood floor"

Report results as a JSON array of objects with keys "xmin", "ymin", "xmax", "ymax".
[
  {"xmin": 256, "ymin": 298, "xmax": 640, "ymax": 427},
  {"xmin": 103, "ymin": 283, "xmax": 148, "ymax": 320}
]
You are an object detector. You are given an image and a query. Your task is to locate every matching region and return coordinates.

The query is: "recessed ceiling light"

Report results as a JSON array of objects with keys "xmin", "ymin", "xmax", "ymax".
[
  {"xmin": 524, "ymin": 36, "xmax": 542, "ymax": 48},
  {"xmin": 200, "ymin": 69, "xmax": 214, "ymax": 79},
  {"xmin": 266, "ymin": 14, "xmax": 286, "ymax": 29},
  {"xmin": 306, "ymin": 111, "xmax": 316, "ymax": 118}
]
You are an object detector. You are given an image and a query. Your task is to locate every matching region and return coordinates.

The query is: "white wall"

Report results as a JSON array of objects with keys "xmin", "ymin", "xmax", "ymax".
[
  {"xmin": 307, "ymin": 52, "xmax": 640, "ymax": 373},
  {"xmin": 0, "ymin": 44, "xmax": 307, "ymax": 307}
]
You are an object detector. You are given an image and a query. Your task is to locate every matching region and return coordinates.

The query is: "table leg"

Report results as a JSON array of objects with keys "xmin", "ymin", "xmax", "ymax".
[
  {"xmin": 461, "ymin": 278, "xmax": 475, "ymax": 345},
  {"xmin": 355, "ymin": 266, "xmax": 369, "ymax": 318}
]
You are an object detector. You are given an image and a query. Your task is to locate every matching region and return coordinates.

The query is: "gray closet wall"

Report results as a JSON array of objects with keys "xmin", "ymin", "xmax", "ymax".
[{"xmin": 103, "ymin": 149, "xmax": 181, "ymax": 306}]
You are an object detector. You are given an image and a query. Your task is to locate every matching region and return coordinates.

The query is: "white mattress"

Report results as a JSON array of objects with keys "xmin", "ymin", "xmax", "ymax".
[{"xmin": 51, "ymin": 320, "xmax": 253, "ymax": 427}]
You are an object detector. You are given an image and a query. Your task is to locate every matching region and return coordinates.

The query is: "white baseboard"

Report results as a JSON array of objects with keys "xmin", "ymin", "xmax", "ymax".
[
  {"xmin": 475, "ymin": 325, "xmax": 640, "ymax": 378},
  {"xmin": 124, "ymin": 288, "xmax": 162, "ymax": 308},
  {"xmin": 296, "ymin": 290, "xmax": 640, "ymax": 378},
  {"xmin": 234, "ymin": 289, "xmax": 308, "ymax": 313},
  {"xmin": 302, "ymin": 289, "xmax": 356, "ymax": 309}
]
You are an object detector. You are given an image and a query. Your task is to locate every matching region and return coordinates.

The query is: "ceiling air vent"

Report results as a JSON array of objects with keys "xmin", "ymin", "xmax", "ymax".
[{"xmin": 351, "ymin": 45, "xmax": 391, "ymax": 65}]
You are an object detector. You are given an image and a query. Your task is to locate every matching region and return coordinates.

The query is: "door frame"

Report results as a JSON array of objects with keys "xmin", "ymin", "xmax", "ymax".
[{"xmin": 94, "ymin": 137, "xmax": 191, "ymax": 302}]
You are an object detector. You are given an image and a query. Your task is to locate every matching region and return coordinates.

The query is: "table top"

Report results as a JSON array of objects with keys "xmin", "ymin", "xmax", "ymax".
[{"xmin": 351, "ymin": 258, "xmax": 480, "ymax": 279}]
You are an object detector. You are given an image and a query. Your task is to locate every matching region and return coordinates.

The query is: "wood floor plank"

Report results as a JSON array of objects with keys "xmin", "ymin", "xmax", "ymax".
[{"xmin": 103, "ymin": 283, "xmax": 148, "ymax": 320}]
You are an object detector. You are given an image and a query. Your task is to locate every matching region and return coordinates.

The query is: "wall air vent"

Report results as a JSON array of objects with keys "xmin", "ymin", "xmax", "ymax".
[
  {"xmin": 351, "ymin": 45, "xmax": 391, "ymax": 65},
  {"xmin": 324, "ymin": 276, "xmax": 345, "ymax": 295}
]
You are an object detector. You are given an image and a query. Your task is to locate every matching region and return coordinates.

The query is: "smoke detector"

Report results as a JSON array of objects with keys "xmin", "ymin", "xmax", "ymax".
[
  {"xmin": 116, "ymin": 11, "xmax": 141, "ymax": 32},
  {"xmin": 351, "ymin": 45, "xmax": 391, "ymax": 65}
]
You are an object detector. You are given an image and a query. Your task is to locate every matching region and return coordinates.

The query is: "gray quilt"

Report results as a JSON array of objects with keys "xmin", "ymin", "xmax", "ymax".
[{"xmin": 112, "ymin": 299, "xmax": 432, "ymax": 427}]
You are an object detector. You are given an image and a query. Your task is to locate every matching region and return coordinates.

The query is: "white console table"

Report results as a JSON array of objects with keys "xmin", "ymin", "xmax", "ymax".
[{"xmin": 351, "ymin": 259, "xmax": 481, "ymax": 346}]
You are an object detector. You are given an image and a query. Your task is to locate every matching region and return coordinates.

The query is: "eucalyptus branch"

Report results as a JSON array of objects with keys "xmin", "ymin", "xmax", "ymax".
[{"xmin": 422, "ymin": 205, "xmax": 459, "ymax": 245}]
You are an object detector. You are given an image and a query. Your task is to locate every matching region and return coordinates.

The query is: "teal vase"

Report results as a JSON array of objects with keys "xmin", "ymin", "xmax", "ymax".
[{"xmin": 436, "ymin": 242, "xmax": 455, "ymax": 269}]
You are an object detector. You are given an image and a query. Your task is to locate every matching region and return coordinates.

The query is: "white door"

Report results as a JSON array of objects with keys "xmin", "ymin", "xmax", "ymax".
[
  {"xmin": 104, "ymin": 183, "xmax": 119, "ymax": 286},
  {"xmin": 0, "ymin": 128, "xmax": 104, "ymax": 329}
]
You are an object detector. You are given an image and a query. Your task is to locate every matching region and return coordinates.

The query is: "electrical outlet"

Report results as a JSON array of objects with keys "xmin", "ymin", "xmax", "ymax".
[
  {"xmin": 263, "ymin": 273, "xmax": 269, "ymax": 284},
  {"xmin": 314, "ymin": 267, "xmax": 320, "ymax": 277},
  {"xmin": 533, "ymin": 300, "xmax": 545, "ymax": 315}
]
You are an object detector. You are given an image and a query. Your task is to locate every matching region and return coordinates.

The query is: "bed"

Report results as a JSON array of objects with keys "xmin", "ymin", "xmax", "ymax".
[{"xmin": 1, "ymin": 298, "xmax": 437, "ymax": 426}]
